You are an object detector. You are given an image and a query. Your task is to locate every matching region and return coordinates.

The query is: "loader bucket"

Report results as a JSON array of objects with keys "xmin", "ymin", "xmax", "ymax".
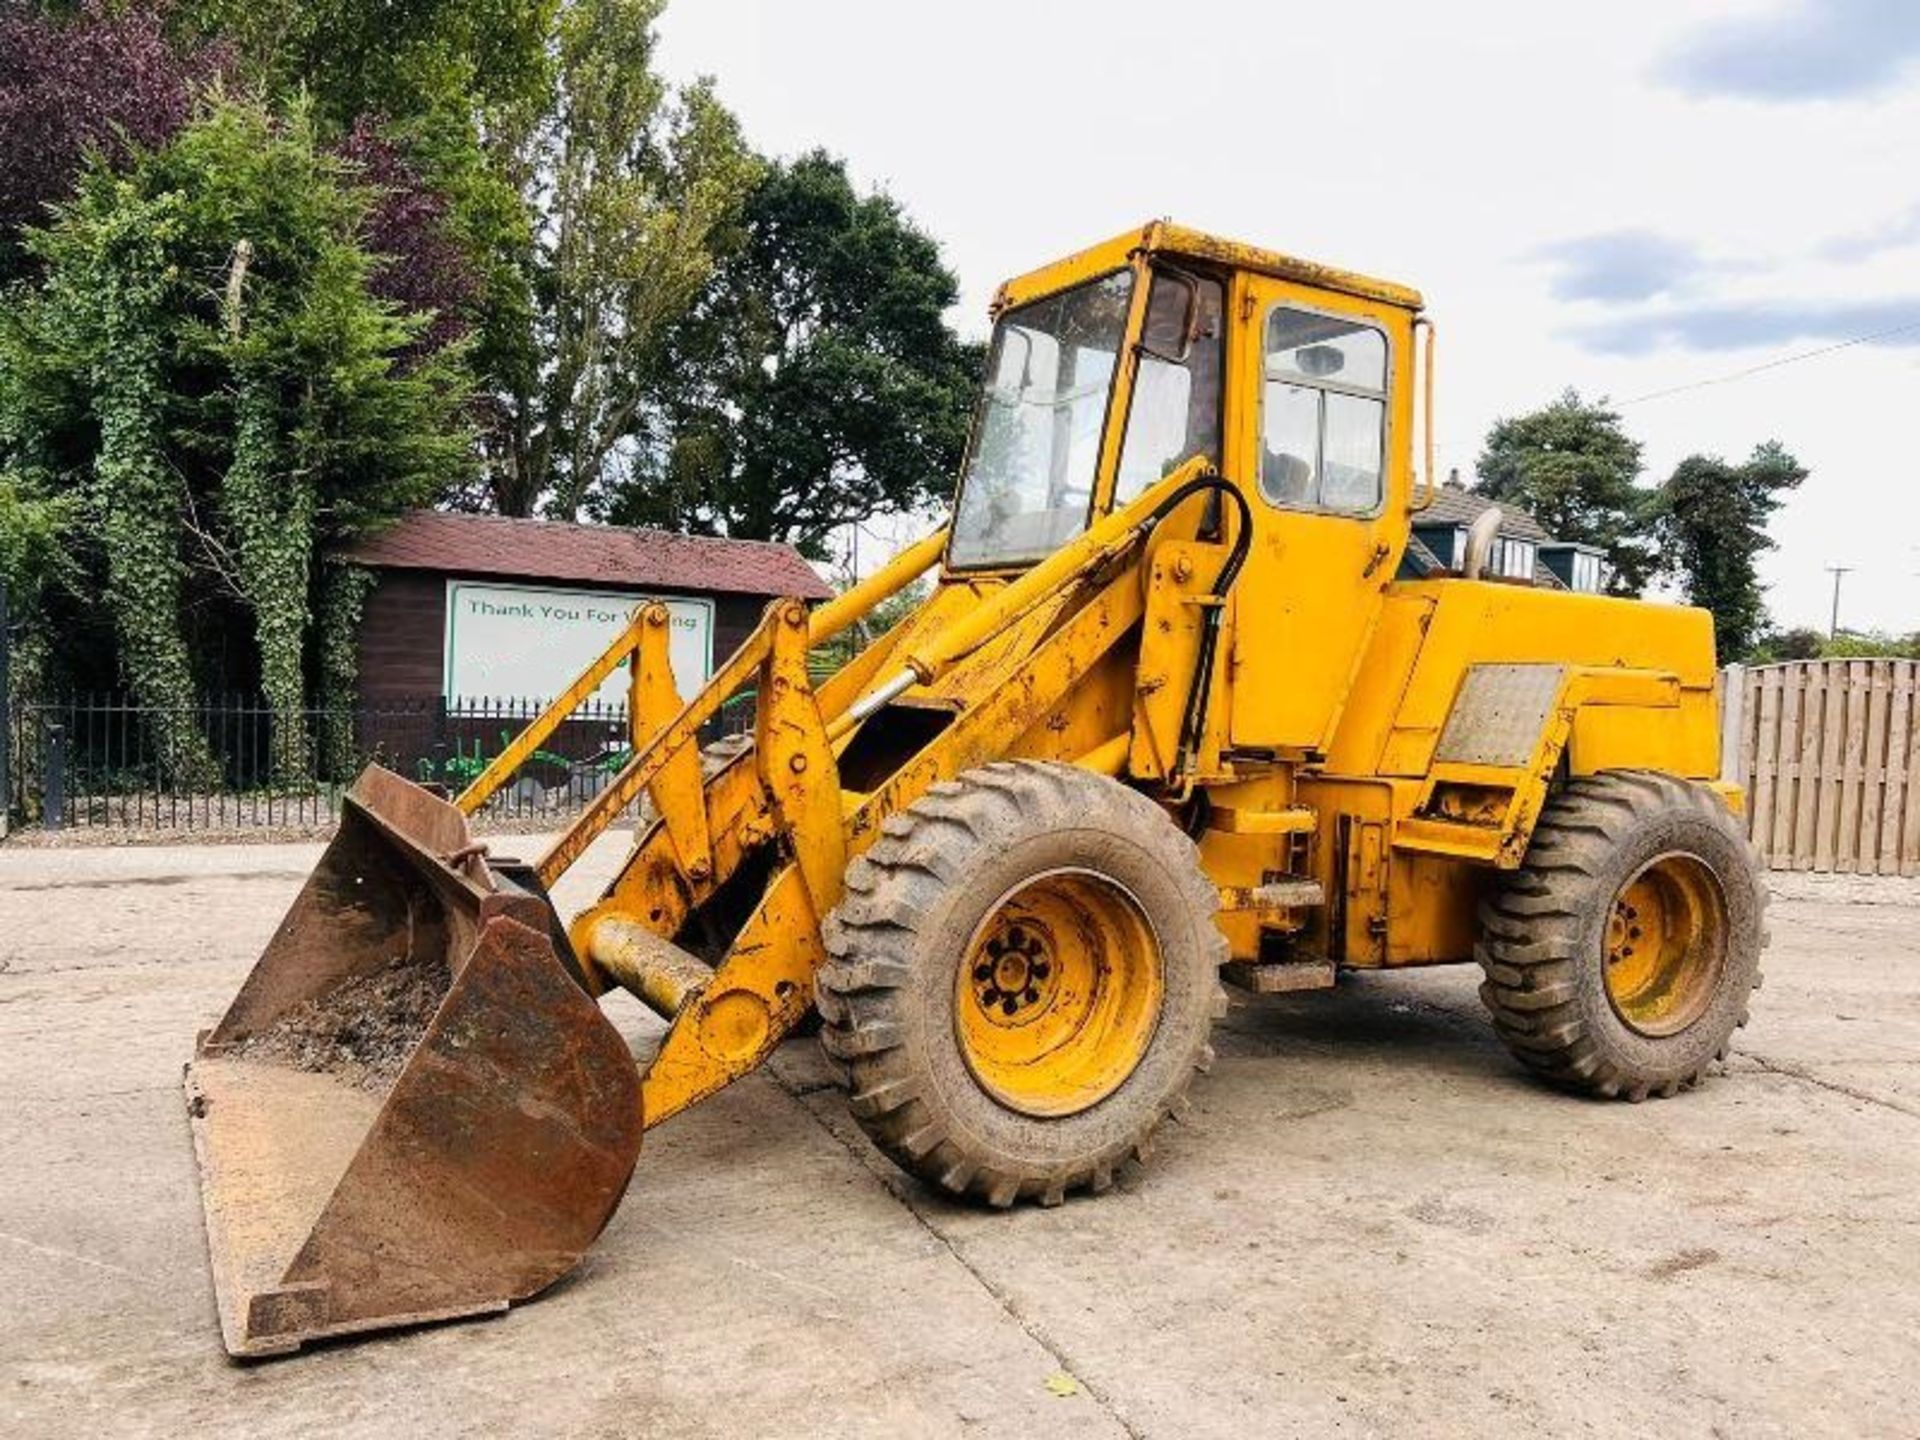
[{"xmin": 184, "ymin": 765, "xmax": 643, "ymax": 1357}]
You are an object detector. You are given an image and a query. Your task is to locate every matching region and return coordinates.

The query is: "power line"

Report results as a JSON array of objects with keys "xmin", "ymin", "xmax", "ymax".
[{"xmin": 1620, "ymin": 318, "xmax": 1920, "ymax": 407}]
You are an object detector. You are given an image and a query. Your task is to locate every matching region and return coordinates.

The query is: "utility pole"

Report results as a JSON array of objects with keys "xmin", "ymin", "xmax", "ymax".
[{"xmin": 1825, "ymin": 564, "xmax": 1853, "ymax": 639}]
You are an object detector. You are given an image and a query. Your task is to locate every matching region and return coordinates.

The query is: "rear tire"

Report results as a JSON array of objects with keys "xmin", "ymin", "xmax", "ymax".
[
  {"xmin": 1477, "ymin": 770, "xmax": 1766, "ymax": 1100},
  {"xmin": 817, "ymin": 761, "xmax": 1227, "ymax": 1206}
]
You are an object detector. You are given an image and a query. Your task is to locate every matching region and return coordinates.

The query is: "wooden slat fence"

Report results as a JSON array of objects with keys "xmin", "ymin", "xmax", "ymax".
[{"xmin": 1724, "ymin": 660, "xmax": 1920, "ymax": 874}]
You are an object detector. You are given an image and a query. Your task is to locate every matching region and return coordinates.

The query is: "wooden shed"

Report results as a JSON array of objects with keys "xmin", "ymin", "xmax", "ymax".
[{"xmin": 340, "ymin": 510, "xmax": 832, "ymax": 705}]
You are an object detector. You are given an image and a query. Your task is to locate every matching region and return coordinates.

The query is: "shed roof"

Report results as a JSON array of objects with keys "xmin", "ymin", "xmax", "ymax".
[{"xmin": 343, "ymin": 510, "xmax": 833, "ymax": 600}]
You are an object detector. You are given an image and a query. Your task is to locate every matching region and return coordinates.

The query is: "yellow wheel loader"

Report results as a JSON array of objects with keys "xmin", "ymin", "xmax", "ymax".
[{"xmin": 186, "ymin": 221, "xmax": 1766, "ymax": 1356}]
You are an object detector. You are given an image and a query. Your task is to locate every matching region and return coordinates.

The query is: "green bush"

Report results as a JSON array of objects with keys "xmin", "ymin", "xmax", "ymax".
[{"xmin": 0, "ymin": 94, "xmax": 474, "ymax": 782}]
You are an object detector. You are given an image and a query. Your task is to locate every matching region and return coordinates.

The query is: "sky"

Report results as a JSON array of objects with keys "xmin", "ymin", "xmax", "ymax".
[{"xmin": 655, "ymin": 0, "xmax": 1920, "ymax": 634}]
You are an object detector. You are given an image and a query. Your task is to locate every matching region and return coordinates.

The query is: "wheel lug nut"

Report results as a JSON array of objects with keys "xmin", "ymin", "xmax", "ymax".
[
  {"xmin": 1023, "ymin": 987, "xmax": 1039, "ymax": 1004},
  {"xmin": 973, "ymin": 963, "xmax": 993, "ymax": 983},
  {"xmin": 1000, "ymin": 997, "xmax": 1018, "ymax": 1016}
]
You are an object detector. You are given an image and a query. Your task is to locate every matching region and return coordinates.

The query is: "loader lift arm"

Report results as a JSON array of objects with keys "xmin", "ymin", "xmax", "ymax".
[{"xmin": 462, "ymin": 457, "xmax": 1228, "ymax": 1128}]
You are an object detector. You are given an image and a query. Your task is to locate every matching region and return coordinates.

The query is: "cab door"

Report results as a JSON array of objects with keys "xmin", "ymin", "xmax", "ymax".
[{"xmin": 1225, "ymin": 274, "xmax": 1416, "ymax": 753}]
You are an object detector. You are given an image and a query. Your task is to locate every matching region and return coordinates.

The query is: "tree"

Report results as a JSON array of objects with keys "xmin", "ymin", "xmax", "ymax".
[
  {"xmin": 338, "ymin": 118, "xmax": 481, "ymax": 356},
  {"xmin": 1818, "ymin": 630, "xmax": 1920, "ymax": 659},
  {"xmin": 1654, "ymin": 442, "xmax": 1806, "ymax": 662},
  {"xmin": 165, "ymin": 0, "xmax": 549, "ymax": 519},
  {"xmin": 610, "ymin": 151, "xmax": 981, "ymax": 559},
  {"xmin": 0, "ymin": 465, "xmax": 77, "ymax": 705},
  {"xmin": 1476, "ymin": 389, "xmax": 1657, "ymax": 595},
  {"xmin": 1755, "ymin": 627, "xmax": 1919, "ymax": 660},
  {"xmin": 172, "ymin": 0, "xmax": 556, "ymax": 134},
  {"xmin": 0, "ymin": 1, "xmax": 230, "ymax": 278},
  {"xmin": 153, "ymin": 0, "xmax": 763, "ymax": 525},
  {"xmin": 1, "ymin": 95, "xmax": 474, "ymax": 779},
  {"xmin": 1755, "ymin": 626, "xmax": 1825, "ymax": 661},
  {"xmin": 479, "ymin": 0, "xmax": 757, "ymax": 519}
]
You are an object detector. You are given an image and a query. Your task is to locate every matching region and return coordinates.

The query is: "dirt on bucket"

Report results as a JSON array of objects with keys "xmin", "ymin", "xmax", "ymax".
[{"xmin": 229, "ymin": 953, "xmax": 452, "ymax": 1091}]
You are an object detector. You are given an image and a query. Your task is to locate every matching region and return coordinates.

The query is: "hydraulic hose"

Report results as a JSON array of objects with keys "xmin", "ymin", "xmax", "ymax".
[{"xmin": 1136, "ymin": 474, "xmax": 1253, "ymax": 782}]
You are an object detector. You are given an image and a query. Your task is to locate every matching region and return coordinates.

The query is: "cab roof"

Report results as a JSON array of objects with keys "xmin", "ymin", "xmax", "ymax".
[{"xmin": 992, "ymin": 219, "xmax": 1424, "ymax": 316}]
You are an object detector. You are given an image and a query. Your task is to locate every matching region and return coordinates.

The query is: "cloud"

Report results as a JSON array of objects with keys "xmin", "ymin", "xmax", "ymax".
[
  {"xmin": 1577, "ymin": 298, "xmax": 1920, "ymax": 354},
  {"xmin": 1532, "ymin": 230, "xmax": 1705, "ymax": 302},
  {"xmin": 1820, "ymin": 203, "xmax": 1920, "ymax": 261},
  {"xmin": 1661, "ymin": 0, "xmax": 1920, "ymax": 101}
]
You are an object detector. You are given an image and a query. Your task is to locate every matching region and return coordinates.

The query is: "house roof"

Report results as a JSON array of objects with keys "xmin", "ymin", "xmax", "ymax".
[
  {"xmin": 1409, "ymin": 482, "xmax": 1566, "ymax": 588},
  {"xmin": 343, "ymin": 510, "xmax": 833, "ymax": 600},
  {"xmin": 1416, "ymin": 482, "xmax": 1556, "ymax": 544}
]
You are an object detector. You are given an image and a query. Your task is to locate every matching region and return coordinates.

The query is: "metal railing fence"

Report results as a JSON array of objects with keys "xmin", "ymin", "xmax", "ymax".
[{"xmin": 5, "ymin": 691, "xmax": 753, "ymax": 832}]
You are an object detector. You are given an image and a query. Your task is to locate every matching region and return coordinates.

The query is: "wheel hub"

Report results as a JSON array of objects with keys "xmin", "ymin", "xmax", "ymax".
[
  {"xmin": 954, "ymin": 868, "xmax": 1165, "ymax": 1119},
  {"xmin": 971, "ymin": 922, "xmax": 1058, "ymax": 1022},
  {"xmin": 1603, "ymin": 851, "xmax": 1728, "ymax": 1038}
]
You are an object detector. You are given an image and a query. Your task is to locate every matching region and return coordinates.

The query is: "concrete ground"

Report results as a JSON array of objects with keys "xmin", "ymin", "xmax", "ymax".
[{"xmin": 0, "ymin": 837, "xmax": 1915, "ymax": 1439}]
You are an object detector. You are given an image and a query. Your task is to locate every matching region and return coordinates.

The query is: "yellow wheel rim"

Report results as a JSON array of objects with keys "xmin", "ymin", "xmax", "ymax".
[
  {"xmin": 1603, "ymin": 852, "xmax": 1727, "ymax": 1037},
  {"xmin": 954, "ymin": 868, "xmax": 1164, "ymax": 1118}
]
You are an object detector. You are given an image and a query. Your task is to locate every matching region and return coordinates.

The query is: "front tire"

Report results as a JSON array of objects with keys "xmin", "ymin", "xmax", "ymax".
[
  {"xmin": 816, "ymin": 761, "xmax": 1227, "ymax": 1206},
  {"xmin": 1477, "ymin": 770, "xmax": 1767, "ymax": 1100}
]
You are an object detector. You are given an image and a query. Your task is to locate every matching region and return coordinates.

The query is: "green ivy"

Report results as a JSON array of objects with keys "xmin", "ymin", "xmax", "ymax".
[
  {"xmin": 221, "ymin": 362, "xmax": 313, "ymax": 783},
  {"xmin": 316, "ymin": 560, "xmax": 375, "ymax": 780},
  {"xmin": 41, "ymin": 183, "xmax": 220, "ymax": 784}
]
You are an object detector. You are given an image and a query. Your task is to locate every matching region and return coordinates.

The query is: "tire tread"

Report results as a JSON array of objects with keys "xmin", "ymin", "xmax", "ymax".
[
  {"xmin": 818, "ymin": 760, "xmax": 1227, "ymax": 1206},
  {"xmin": 1476, "ymin": 769, "xmax": 1767, "ymax": 1100}
]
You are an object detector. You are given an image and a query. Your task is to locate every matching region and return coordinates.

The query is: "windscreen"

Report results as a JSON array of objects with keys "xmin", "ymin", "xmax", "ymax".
[{"xmin": 948, "ymin": 270, "xmax": 1134, "ymax": 568}]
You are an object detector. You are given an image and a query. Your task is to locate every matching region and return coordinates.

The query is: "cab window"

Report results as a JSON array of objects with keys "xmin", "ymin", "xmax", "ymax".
[
  {"xmin": 1114, "ymin": 271, "xmax": 1224, "ymax": 505},
  {"xmin": 949, "ymin": 271, "xmax": 1134, "ymax": 569},
  {"xmin": 1259, "ymin": 307, "xmax": 1387, "ymax": 515}
]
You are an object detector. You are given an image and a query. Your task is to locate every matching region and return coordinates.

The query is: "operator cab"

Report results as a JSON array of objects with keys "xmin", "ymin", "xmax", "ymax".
[{"xmin": 944, "ymin": 220, "xmax": 1429, "ymax": 755}]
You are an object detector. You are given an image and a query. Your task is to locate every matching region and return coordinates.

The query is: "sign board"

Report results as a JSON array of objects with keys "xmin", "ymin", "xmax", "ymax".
[{"xmin": 443, "ymin": 581, "xmax": 713, "ymax": 705}]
